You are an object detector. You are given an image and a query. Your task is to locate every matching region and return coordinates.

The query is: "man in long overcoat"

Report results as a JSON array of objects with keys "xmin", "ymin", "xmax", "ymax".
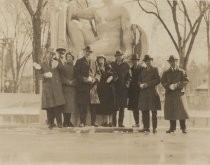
[
  {"xmin": 138, "ymin": 55, "xmax": 161, "ymax": 133},
  {"xmin": 111, "ymin": 50, "xmax": 132, "ymax": 127},
  {"xmin": 161, "ymin": 55, "xmax": 189, "ymax": 134},
  {"xmin": 38, "ymin": 49, "xmax": 65, "ymax": 129},
  {"xmin": 128, "ymin": 54, "xmax": 143, "ymax": 127},
  {"xmin": 74, "ymin": 46, "xmax": 101, "ymax": 127}
]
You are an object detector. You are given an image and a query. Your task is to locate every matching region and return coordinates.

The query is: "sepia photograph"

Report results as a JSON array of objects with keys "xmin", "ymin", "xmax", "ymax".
[{"xmin": 0, "ymin": 0, "xmax": 210, "ymax": 164}]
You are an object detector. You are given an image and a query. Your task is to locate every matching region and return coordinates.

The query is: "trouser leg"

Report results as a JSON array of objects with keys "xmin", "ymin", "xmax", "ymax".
[
  {"xmin": 179, "ymin": 120, "xmax": 186, "ymax": 130},
  {"xmin": 142, "ymin": 111, "xmax": 150, "ymax": 130},
  {"xmin": 78, "ymin": 104, "xmax": 88, "ymax": 125},
  {"xmin": 152, "ymin": 111, "xmax": 157, "ymax": 130},
  {"xmin": 112, "ymin": 111, "xmax": 117, "ymax": 127},
  {"xmin": 118, "ymin": 107, "xmax": 124, "ymax": 126},
  {"xmin": 170, "ymin": 120, "xmax": 176, "ymax": 130},
  {"xmin": 54, "ymin": 107, "xmax": 62, "ymax": 126},
  {"xmin": 63, "ymin": 113, "xmax": 67, "ymax": 126},
  {"xmin": 90, "ymin": 104, "xmax": 97, "ymax": 125},
  {"xmin": 47, "ymin": 109, "xmax": 54, "ymax": 126},
  {"xmin": 133, "ymin": 110, "xmax": 139, "ymax": 125}
]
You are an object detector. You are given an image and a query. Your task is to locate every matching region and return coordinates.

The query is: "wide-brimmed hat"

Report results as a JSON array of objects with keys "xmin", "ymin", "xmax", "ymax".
[
  {"xmin": 114, "ymin": 50, "xmax": 123, "ymax": 57},
  {"xmin": 83, "ymin": 46, "xmax": 93, "ymax": 53},
  {"xmin": 167, "ymin": 55, "xmax": 179, "ymax": 62},
  {"xmin": 143, "ymin": 54, "xmax": 153, "ymax": 61},
  {"xmin": 130, "ymin": 54, "xmax": 140, "ymax": 60},
  {"xmin": 56, "ymin": 47, "xmax": 66, "ymax": 53}
]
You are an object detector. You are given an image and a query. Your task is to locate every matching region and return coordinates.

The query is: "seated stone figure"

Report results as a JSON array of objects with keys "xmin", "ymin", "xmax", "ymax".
[{"xmin": 66, "ymin": 0, "xmax": 148, "ymax": 60}]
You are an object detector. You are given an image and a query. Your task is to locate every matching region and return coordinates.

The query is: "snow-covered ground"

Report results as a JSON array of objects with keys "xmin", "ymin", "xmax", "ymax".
[{"xmin": 0, "ymin": 126, "xmax": 210, "ymax": 165}]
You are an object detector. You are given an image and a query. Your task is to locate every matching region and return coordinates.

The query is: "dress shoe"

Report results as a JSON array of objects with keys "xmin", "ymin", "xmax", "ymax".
[
  {"xmin": 166, "ymin": 129, "xmax": 175, "ymax": 133},
  {"xmin": 153, "ymin": 129, "xmax": 157, "ymax": 134},
  {"xmin": 48, "ymin": 124, "xmax": 53, "ymax": 129},
  {"xmin": 139, "ymin": 129, "xmax": 150, "ymax": 133},
  {"xmin": 91, "ymin": 123, "xmax": 98, "ymax": 127},
  {"xmin": 57, "ymin": 124, "xmax": 63, "ymax": 128},
  {"xmin": 182, "ymin": 129, "xmax": 187, "ymax": 134},
  {"xmin": 68, "ymin": 122, "xmax": 74, "ymax": 127},
  {"xmin": 132, "ymin": 124, "xmax": 139, "ymax": 127},
  {"xmin": 119, "ymin": 124, "xmax": 125, "ymax": 128}
]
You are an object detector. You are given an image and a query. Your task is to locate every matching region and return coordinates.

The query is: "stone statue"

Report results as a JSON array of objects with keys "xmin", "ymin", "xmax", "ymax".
[{"xmin": 49, "ymin": 0, "xmax": 148, "ymax": 60}]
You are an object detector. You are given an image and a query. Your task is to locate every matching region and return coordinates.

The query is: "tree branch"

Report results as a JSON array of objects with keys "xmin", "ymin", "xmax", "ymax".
[{"xmin": 22, "ymin": 0, "xmax": 35, "ymax": 17}]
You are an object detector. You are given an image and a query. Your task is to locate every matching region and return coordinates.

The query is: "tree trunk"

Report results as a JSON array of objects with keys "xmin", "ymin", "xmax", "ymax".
[
  {"xmin": 207, "ymin": 22, "xmax": 210, "ymax": 96},
  {"xmin": 178, "ymin": 48, "xmax": 187, "ymax": 70},
  {"xmin": 32, "ymin": 16, "xmax": 42, "ymax": 94}
]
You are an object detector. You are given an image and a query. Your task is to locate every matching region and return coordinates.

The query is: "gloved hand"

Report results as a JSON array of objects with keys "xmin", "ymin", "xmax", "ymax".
[
  {"xmin": 43, "ymin": 72, "xmax": 52, "ymax": 78},
  {"xmin": 106, "ymin": 76, "xmax": 113, "ymax": 83}
]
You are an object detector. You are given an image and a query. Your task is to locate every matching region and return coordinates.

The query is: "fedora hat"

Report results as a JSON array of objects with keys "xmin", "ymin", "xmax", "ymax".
[
  {"xmin": 83, "ymin": 46, "xmax": 93, "ymax": 53},
  {"xmin": 56, "ymin": 47, "xmax": 66, "ymax": 52},
  {"xmin": 143, "ymin": 54, "xmax": 153, "ymax": 61},
  {"xmin": 130, "ymin": 54, "xmax": 140, "ymax": 60},
  {"xmin": 167, "ymin": 55, "xmax": 179, "ymax": 62},
  {"xmin": 114, "ymin": 50, "xmax": 123, "ymax": 57}
]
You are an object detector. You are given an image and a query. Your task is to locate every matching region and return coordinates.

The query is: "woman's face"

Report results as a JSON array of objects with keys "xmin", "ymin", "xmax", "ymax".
[
  {"xmin": 66, "ymin": 54, "xmax": 74, "ymax": 62},
  {"xmin": 98, "ymin": 58, "xmax": 105, "ymax": 65}
]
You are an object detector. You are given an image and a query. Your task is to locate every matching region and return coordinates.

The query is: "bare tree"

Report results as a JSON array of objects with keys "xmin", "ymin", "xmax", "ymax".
[
  {"xmin": 21, "ymin": 0, "xmax": 47, "ymax": 94},
  {"xmin": 137, "ymin": 0, "xmax": 209, "ymax": 70},
  {"xmin": 203, "ymin": 1, "xmax": 210, "ymax": 95},
  {"xmin": 0, "ymin": 2, "xmax": 32, "ymax": 93}
]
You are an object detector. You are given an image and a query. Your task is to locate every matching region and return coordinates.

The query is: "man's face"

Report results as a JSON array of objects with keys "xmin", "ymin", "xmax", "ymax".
[
  {"xmin": 84, "ymin": 50, "xmax": 91, "ymax": 59},
  {"xmin": 132, "ymin": 60, "xmax": 138, "ymax": 66},
  {"xmin": 169, "ymin": 60, "xmax": 177, "ymax": 68},
  {"xmin": 144, "ymin": 60, "xmax": 152, "ymax": 67},
  {"xmin": 57, "ymin": 50, "xmax": 66, "ymax": 59},
  {"xmin": 115, "ymin": 55, "xmax": 123, "ymax": 62}
]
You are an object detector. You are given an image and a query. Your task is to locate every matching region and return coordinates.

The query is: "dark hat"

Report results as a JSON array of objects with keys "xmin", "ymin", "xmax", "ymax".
[
  {"xmin": 143, "ymin": 54, "xmax": 153, "ymax": 61},
  {"xmin": 167, "ymin": 55, "xmax": 179, "ymax": 62},
  {"xmin": 114, "ymin": 50, "xmax": 123, "ymax": 57},
  {"xmin": 83, "ymin": 46, "xmax": 93, "ymax": 53},
  {"xmin": 56, "ymin": 47, "xmax": 66, "ymax": 52},
  {"xmin": 130, "ymin": 54, "xmax": 140, "ymax": 60}
]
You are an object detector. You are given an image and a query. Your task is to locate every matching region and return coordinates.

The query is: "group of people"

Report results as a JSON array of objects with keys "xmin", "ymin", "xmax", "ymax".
[{"xmin": 35, "ymin": 45, "xmax": 189, "ymax": 134}]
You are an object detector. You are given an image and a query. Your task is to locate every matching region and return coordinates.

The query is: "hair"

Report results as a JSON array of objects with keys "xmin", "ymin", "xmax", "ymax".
[{"xmin": 65, "ymin": 52, "xmax": 74, "ymax": 61}]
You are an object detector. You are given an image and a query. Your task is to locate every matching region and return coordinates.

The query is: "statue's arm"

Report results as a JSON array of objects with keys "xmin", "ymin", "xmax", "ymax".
[{"xmin": 67, "ymin": 4, "xmax": 95, "ymax": 21}]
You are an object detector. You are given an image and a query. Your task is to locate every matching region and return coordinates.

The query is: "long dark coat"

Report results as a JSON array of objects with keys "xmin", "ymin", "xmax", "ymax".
[
  {"xmin": 128, "ymin": 65, "xmax": 143, "ymax": 111},
  {"xmin": 59, "ymin": 61, "xmax": 77, "ymax": 113},
  {"xmin": 111, "ymin": 60, "xmax": 132, "ymax": 109},
  {"xmin": 40, "ymin": 60, "xmax": 65, "ymax": 110},
  {"xmin": 161, "ymin": 68, "xmax": 189, "ymax": 120},
  {"xmin": 138, "ymin": 66, "xmax": 161, "ymax": 111},
  {"xmin": 96, "ymin": 64, "xmax": 116, "ymax": 115},
  {"xmin": 74, "ymin": 56, "xmax": 101, "ymax": 105}
]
